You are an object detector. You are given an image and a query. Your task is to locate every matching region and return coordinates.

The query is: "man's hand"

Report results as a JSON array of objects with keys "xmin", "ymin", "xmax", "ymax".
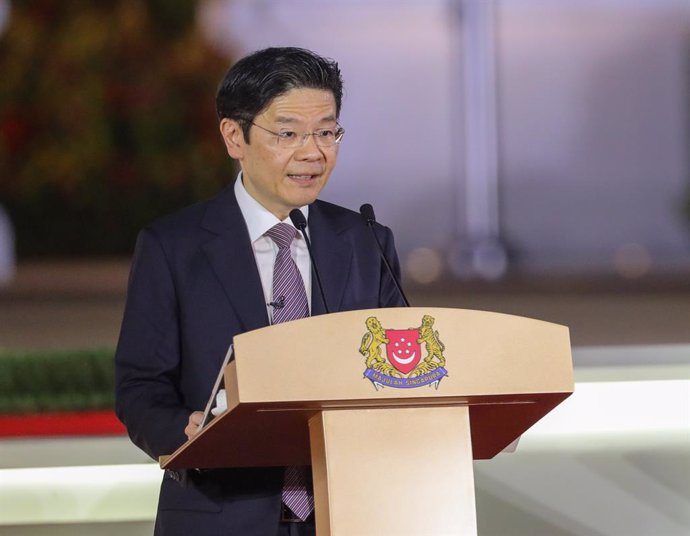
[{"xmin": 184, "ymin": 411, "xmax": 204, "ymax": 440}]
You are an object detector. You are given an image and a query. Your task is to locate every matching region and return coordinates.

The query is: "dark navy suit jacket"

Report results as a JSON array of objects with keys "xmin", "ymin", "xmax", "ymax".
[{"xmin": 115, "ymin": 184, "xmax": 405, "ymax": 536}]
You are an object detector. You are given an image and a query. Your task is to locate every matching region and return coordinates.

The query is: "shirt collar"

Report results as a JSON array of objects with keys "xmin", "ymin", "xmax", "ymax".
[{"xmin": 234, "ymin": 172, "xmax": 309, "ymax": 243}]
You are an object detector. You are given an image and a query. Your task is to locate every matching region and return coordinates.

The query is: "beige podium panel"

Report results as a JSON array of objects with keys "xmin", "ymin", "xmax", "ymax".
[
  {"xmin": 161, "ymin": 307, "xmax": 573, "ymax": 536},
  {"xmin": 310, "ymin": 406, "xmax": 477, "ymax": 536}
]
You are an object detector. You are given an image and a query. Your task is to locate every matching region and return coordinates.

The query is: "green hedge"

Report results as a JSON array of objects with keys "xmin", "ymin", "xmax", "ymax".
[{"xmin": 0, "ymin": 348, "xmax": 115, "ymax": 414}]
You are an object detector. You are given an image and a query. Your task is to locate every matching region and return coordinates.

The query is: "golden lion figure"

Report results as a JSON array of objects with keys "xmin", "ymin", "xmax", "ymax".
[
  {"xmin": 359, "ymin": 317, "xmax": 401, "ymax": 378},
  {"xmin": 410, "ymin": 315, "xmax": 446, "ymax": 377}
]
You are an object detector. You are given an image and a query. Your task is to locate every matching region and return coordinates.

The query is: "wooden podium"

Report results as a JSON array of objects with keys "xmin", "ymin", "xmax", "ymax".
[{"xmin": 160, "ymin": 307, "xmax": 573, "ymax": 536}]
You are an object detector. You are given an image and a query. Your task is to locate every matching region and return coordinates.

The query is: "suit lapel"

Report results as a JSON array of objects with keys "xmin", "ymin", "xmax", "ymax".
[
  {"xmin": 201, "ymin": 185, "xmax": 270, "ymax": 333},
  {"xmin": 308, "ymin": 202, "xmax": 353, "ymax": 315}
]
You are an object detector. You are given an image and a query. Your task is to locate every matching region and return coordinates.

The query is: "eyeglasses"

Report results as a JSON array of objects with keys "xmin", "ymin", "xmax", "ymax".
[{"xmin": 249, "ymin": 121, "xmax": 345, "ymax": 149}]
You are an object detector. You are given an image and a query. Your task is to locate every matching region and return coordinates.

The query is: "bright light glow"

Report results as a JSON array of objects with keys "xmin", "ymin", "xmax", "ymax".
[
  {"xmin": 613, "ymin": 242, "xmax": 652, "ymax": 279},
  {"xmin": 406, "ymin": 247, "xmax": 443, "ymax": 284},
  {"xmin": 528, "ymin": 379, "xmax": 690, "ymax": 436},
  {"xmin": 0, "ymin": 464, "xmax": 161, "ymax": 525}
]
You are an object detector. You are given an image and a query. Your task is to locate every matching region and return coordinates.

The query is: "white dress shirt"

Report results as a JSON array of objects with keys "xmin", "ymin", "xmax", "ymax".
[{"xmin": 233, "ymin": 173, "xmax": 312, "ymax": 322}]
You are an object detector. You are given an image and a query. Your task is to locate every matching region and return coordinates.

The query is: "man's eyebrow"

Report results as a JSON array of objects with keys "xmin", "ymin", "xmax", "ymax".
[{"xmin": 274, "ymin": 115, "xmax": 337, "ymax": 124}]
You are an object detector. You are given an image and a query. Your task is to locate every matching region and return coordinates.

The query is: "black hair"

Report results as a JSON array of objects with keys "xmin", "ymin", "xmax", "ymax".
[{"xmin": 216, "ymin": 47, "xmax": 343, "ymax": 142}]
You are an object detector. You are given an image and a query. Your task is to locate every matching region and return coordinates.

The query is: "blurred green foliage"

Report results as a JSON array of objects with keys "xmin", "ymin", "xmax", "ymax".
[
  {"xmin": 0, "ymin": 347, "xmax": 115, "ymax": 413},
  {"xmin": 0, "ymin": 0, "xmax": 234, "ymax": 257}
]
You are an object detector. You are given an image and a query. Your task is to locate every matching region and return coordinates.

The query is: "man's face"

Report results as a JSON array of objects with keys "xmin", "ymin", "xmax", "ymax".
[{"xmin": 220, "ymin": 88, "xmax": 339, "ymax": 220}]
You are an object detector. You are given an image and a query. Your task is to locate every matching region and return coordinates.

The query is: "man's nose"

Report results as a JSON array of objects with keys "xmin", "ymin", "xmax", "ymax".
[{"xmin": 294, "ymin": 133, "xmax": 323, "ymax": 159}]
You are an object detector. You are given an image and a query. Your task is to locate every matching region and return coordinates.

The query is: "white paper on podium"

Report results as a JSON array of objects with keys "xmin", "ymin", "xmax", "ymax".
[{"xmin": 199, "ymin": 344, "xmax": 233, "ymax": 430}]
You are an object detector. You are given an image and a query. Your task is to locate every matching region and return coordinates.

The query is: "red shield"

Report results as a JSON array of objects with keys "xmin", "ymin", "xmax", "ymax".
[{"xmin": 385, "ymin": 329, "xmax": 422, "ymax": 374}]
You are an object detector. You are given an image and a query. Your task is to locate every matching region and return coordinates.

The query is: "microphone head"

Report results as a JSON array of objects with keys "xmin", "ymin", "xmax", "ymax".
[
  {"xmin": 289, "ymin": 208, "xmax": 307, "ymax": 230},
  {"xmin": 359, "ymin": 203, "xmax": 376, "ymax": 224}
]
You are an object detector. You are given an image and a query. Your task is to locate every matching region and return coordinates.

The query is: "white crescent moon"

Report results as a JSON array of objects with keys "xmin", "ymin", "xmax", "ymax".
[{"xmin": 392, "ymin": 351, "xmax": 416, "ymax": 365}]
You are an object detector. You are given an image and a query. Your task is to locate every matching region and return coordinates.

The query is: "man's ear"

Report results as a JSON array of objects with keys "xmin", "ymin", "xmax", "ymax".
[{"xmin": 219, "ymin": 119, "xmax": 245, "ymax": 159}]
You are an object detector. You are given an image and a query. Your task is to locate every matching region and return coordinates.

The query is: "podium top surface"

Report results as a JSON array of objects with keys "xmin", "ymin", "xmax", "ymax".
[
  {"xmin": 161, "ymin": 307, "xmax": 573, "ymax": 468},
  {"xmin": 228, "ymin": 307, "xmax": 571, "ymax": 404}
]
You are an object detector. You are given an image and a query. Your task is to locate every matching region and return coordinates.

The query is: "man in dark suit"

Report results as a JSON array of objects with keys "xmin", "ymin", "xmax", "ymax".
[{"xmin": 115, "ymin": 47, "xmax": 405, "ymax": 536}]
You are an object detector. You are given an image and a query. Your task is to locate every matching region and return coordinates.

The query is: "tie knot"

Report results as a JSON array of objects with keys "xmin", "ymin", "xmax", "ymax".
[{"xmin": 266, "ymin": 222, "xmax": 297, "ymax": 250}]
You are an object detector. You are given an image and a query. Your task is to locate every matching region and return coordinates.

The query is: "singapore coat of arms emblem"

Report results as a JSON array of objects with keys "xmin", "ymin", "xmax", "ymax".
[{"xmin": 358, "ymin": 314, "xmax": 448, "ymax": 390}]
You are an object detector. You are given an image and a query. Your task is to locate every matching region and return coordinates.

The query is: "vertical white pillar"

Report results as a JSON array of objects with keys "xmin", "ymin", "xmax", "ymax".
[
  {"xmin": 449, "ymin": 0, "xmax": 507, "ymax": 279},
  {"xmin": 0, "ymin": 205, "xmax": 15, "ymax": 286}
]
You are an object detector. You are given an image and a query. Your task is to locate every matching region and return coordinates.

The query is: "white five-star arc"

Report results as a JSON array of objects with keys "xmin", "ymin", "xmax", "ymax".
[{"xmin": 392, "ymin": 337, "xmax": 416, "ymax": 364}]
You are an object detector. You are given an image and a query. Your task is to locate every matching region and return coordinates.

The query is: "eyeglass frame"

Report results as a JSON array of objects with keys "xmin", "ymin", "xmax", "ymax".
[{"xmin": 248, "ymin": 121, "xmax": 345, "ymax": 148}]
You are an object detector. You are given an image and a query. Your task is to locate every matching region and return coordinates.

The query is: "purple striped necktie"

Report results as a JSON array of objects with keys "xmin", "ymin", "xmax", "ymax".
[
  {"xmin": 266, "ymin": 223, "xmax": 309, "ymax": 324},
  {"xmin": 265, "ymin": 222, "xmax": 314, "ymax": 521}
]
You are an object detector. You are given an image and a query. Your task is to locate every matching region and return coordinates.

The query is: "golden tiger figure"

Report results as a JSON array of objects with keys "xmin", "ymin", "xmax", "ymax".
[{"xmin": 410, "ymin": 314, "xmax": 446, "ymax": 377}]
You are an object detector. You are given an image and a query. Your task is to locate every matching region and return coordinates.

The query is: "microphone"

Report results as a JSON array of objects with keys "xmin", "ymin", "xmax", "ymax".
[
  {"xmin": 359, "ymin": 203, "xmax": 411, "ymax": 307},
  {"xmin": 289, "ymin": 209, "xmax": 330, "ymax": 314},
  {"xmin": 267, "ymin": 296, "xmax": 285, "ymax": 309}
]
